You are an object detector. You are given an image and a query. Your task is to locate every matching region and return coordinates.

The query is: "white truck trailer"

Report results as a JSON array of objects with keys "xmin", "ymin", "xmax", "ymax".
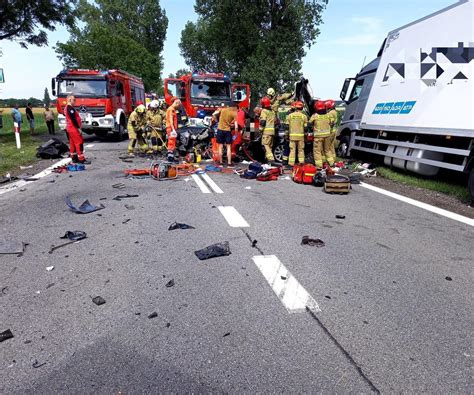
[{"xmin": 338, "ymin": 0, "xmax": 473, "ymax": 179}]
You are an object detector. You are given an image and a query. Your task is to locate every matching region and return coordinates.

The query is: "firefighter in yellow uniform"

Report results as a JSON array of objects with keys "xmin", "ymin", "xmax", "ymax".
[
  {"xmin": 146, "ymin": 100, "xmax": 164, "ymax": 154},
  {"xmin": 325, "ymin": 99, "xmax": 338, "ymax": 160},
  {"xmin": 259, "ymin": 97, "xmax": 276, "ymax": 162},
  {"xmin": 285, "ymin": 101, "xmax": 308, "ymax": 166},
  {"xmin": 310, "ymin": 100, "xmax": 337, "ymax": 168},
  {"xmin": 127, "ymin": 104, "xmax": 148, "ymax": 156}
]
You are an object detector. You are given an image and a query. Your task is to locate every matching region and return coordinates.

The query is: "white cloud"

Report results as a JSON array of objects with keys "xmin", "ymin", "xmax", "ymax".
[{"xmin": 331, "ymin": 16, "xmax": 384, "ymax": 46}]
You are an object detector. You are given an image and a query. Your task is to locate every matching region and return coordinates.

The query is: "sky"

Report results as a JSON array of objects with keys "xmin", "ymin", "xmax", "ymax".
[{"xmin": 0, "ymin": 0, "xmax": 456, "ymax": 101}]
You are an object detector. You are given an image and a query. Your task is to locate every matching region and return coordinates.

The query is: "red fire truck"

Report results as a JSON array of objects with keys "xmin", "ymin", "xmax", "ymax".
[
  {"xmin": 163, "ymin": 72, "xmax": 250, "ymax": 126},
  {"xmin": 52, "ymin": 69, "xmax": 145, "ymax": 139}
]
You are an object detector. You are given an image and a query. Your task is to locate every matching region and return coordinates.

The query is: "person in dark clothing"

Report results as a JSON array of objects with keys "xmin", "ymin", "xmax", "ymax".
[{"xmin": 25, "ymin": 103, "xmax": 35, "ymax": 135}]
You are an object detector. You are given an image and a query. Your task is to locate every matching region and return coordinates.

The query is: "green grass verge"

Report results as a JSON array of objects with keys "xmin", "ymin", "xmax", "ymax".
[
  {"xmin": 0, "ymin": 108, "xmax": 59, "ymax": 176},
  {"xmin": 376, "ymin": 166, "xmax": 470, "ymax": 202}
]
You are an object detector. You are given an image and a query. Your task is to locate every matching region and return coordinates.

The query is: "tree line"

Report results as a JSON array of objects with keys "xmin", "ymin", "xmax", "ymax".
[{"xmin": 1, "ymin": 0, "xmax": 328, "ymax": 99}]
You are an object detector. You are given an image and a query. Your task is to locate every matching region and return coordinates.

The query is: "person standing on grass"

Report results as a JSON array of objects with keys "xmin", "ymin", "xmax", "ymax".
[
  {"xmin": 11, "ymin": 104, "xmax": 22, "ymax": 134},
  {"xmin": 25, "ymin": 102, "xmax": 35, "ymax": 135},
  {"xmin": 43, "ymin": 106, "xmax": 55, "ymax": 135}
]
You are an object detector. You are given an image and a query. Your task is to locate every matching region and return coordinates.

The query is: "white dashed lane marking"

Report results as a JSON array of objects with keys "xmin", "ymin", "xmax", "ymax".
[
  {"xmin": 253, "ymin": 255, "xmax": 321, "ymax": 314},
  {"xmin": 217, "ymin": 206, "xmax": 250, "ymax": 227},
  {"xmin": 192, "ymin": 173, "xmax": 223, "ymax": 194}
]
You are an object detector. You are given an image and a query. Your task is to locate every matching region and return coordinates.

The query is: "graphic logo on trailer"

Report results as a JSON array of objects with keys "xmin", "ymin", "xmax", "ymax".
[{"xmin": 372, "ymin": 101, "xmax": 416, "ymax": 114}]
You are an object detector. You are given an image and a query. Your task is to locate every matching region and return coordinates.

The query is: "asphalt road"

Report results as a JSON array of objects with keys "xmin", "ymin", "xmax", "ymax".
[{"xmin": 0, "ymin": 137, "xmax": 472, "ymax": 393}]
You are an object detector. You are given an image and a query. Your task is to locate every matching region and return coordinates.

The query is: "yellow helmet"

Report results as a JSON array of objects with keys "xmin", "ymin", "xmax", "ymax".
[
  {"xmin": 266, "ymin": 88, "xmax": 276, "ymax": 98},
  {"xmin": 136, "ymin": 104, "xmax": 146, "ymax": 113}
]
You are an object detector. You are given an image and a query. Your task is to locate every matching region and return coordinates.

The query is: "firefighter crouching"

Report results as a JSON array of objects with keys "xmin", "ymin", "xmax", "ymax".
[
  {"xmin": 127, "ymin": 104, "xmax": 148, "ymax": 156},
  {"xmin": 64, "ymin": 95, "xmax": 90, "ymax": 164},
  {"xmin": 310, "ymin": 100, "xmax": 337, "ymax": 168},
  {"xmin": 259, "ymin": 96, "xmax": 276, "ymax": 162},
  {"xmin": 166, "ymin": 98, "xmax": 181, "ymax": 162},
  {"xmin": 285, "ymin": 101, "xmax": 308, "ymax": 166},
  {"xmin": 325, "ymin": 99, "xmax": 338, "ymax": 160},
  {"xmin": 146, "ymin": 100, "xmax": 165, "ymax": 154}
]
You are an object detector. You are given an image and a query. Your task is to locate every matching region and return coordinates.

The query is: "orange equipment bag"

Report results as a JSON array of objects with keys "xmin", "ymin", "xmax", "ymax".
[{"xmin": 302, "ymin": 164, "xmax": 317, "ymax": 184}]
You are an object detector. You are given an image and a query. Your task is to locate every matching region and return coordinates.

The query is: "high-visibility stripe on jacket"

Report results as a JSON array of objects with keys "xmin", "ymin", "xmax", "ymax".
[
  {"xmin": 309, "ymin": 111, "xmax": 337, "ymax": 138},
  {"xmin": 259, "ymin": 108, "xmax": 276, "ymax": 135},
  {"xmin": 286, "ymin": 111, "xmax": 308, "ymax": 141}
]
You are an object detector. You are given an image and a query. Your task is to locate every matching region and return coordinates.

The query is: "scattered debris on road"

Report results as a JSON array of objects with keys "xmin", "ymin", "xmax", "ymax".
[
  {"xmin": 0, "ymin": 329, "xmax": 14, "ymax": 343},
  {"xmin": 113, "ymin": 194, "xmax": 139, "ymax": 201},
  {"xmin": 195, "ymin": 242, "xmax": 231, "ymax": 260},
  {"xmin": 223, "ymin": 332, "xmax": 230, "ymax": 337},
  {"xmin": 445, "ymin": 276, "xmax": 453, "ymax": 281},
  {"xmin": 92, "ymin": 296, "xmax": 106, "ymax": 305},
  {"xmin": 124, "ymin": 204, "xmax": 135, "ymax": 210},
  {"xmin": 165, "ymin": 279, "xmax": 175, "ymax": 288},
  {"xmin": 335, "ymin": 215, "xmax": 346, "ymax": 219},
  {"xmin": 301, "ymin": 236, "xmax": 325, "ymax": 247},
  {"xmin": 168, "ymin": 222, "xmax": 195, "ymax": 230},
  {"xmin": 112, "ymin": 183, "xmax": 126, "ymax": 189},
  {"xmin": 60, "ymin": 231, "xmax": 87, "ymax": 241},
  {"xmin": 166, "ymin": 323, "xmax": 171, "ymax": 328},
  {"xmin": 122, "ymin": 218, "xmax": 131, "ymax": 224},
  {"xmin": 0, "ymin": 241, "xmax": 26, "ymax": 256},
  {"xmin": 46, "ymin": 266, "xmax": 54, "ymax": 272},
  {"xmin": 65, "ymin": 197, "xmax": 105, "ymax": 214},
  {"xmin": 148, "ymin": 312, "xmax": 158, "ymax": 319},
  {"xmin": 32, "ymin": 360, "xmax": 46, "ymax": 368},
  {"xmin": 280, "ymin": 275, "xmax": 287, "ymax": 280}
]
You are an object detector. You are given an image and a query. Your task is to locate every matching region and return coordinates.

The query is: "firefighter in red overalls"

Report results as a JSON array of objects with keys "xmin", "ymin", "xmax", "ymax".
[{"xmin": 64, "ymin": 95, "xmax": 90, "ymax": 164}]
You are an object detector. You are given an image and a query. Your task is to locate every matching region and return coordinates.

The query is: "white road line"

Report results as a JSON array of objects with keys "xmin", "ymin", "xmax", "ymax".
[
  {"xmin": 201, "ymin": 173, "xmax": 224, "ymax": 193},
  {"xmin": 218, "ymin": 206, "xmax": 250, "ymax": 227},
  {"xmin": 360, "ymin": 182, "xmax": 474, "ymax": 227},
  {"xmin": 191, "ymin": 174, "xmax": 211, "ymax": 193},
  {"xmin": 0, "ymin": 157, "xmax": 71, "ymax": 196},
  {"xmin": 85, "ymin": 144, "xmax": 95, "ymax": 148},
  {"xmin": 253, "ymin": 255, "xmax": 321, "ymax": 314}
]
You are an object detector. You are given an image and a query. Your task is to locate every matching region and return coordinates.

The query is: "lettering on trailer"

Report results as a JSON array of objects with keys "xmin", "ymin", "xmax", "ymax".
[{"xmin": 372, "ymin": 101, "xmax": 416, "ymax": 114}]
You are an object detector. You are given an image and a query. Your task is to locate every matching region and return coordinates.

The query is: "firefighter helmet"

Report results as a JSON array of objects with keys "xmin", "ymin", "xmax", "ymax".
[
  {"xmin": 260, "ymin": 96, "xmax": 271, "ymax": 109},
  {"xmin": 325, "ymin": 99, "xmax": 336, "ymax": 110},
  {"xmin": 266, "ymin": 88, "xmax": 276, "ymax": 98},
  {"xmin": 292, "ymin": 101, "xmax": 304, "ymax": 110},
  {"xmin": 314, "ymin": 100, "xmax": 326, "ymax": 112},
  {"xmin": 136, "ymin": 104, "xmax": 146, "ymax": 113},
  {"xmin": 149, "ymin": 100, "xmax": 159, "ymax": 109}
]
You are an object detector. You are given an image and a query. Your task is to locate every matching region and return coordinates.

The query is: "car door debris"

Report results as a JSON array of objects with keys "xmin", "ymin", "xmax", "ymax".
[
  {"xmin": 301, "ymin": 236, "xmax": 325, "ymax": 247},
  {"xmin": 195, "ymin": 242, "xmax": 231, "ymax": 260},
  {"xmin": 65, "ymin": 197, "xmax": 105, "ymax": 214}
]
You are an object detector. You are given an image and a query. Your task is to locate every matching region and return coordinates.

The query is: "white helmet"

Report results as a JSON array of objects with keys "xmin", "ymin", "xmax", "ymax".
[
  {"xmin": 266, "ymin": 88, "xmax": 276, "ymax": 98},
  {"xmin": 150, "ymin": 100, "xmax": 159, "ymax": 109}
]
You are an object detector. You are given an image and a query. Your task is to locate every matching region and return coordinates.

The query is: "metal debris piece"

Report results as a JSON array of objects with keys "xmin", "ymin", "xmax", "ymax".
[
  {"xmin": 92, "ymin": 296, "xmax": 106, "ymax": 305},
  {"xmin": 148, "ymin": 312, "xmax": 158, "ymax": 319},
  {"xmin": 113, "ymin": 194, "xmax": 139, "ymax": 201},
  {"xmin": 0, "ymin": 329, "xmax": 14, "ymax": 343},
  {"xmin": 194, "ymin": 242, "xmax": 231, "ymax": 260},
  {"xmin": 301, "ymin": 236, "xmax": 325, "ymax": 247},
  {"xmin": 65, "ymin": 197, "xmax": 104, "ymax": 214},
  {"xmin": 168, "ymin": 222, "xmax": 195, "ymax": 230},
  {"xmin": 165, "ymin": 279, "xmax": 175, "ymax": 288},
  {"xmin": 60, "ymin": 231, "xmax": 87, "ymax": 241}
]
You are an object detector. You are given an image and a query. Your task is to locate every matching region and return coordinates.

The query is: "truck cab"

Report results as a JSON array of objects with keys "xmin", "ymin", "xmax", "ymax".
[
  {"xmin": 52, "ymin": 69, "xmax": 145, "ymax": 139},
  {"xmin": 164, "ymin": 73, "xmax": 250, "ymax": 127}
]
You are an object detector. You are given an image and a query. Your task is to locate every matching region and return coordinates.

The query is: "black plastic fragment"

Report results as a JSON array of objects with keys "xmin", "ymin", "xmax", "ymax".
[
  {"xmin": 168, "ymin": 222, "xmax": 195, "ymax": 230},
  {"xmin": 92, "ymin": 296, "xmax": 106, "ymax": 305},
  {"xmin": 251, "ymin": 239, "xmax": 258, "ymax": 247},
  {"xmin": 60, "ymin": 231, "xmax": 87, "ymax": 241},
  {"xmin": 223, "ymin": 332, "xmax": 230, "ymax": 337},
  {"xmin": 280, "ymin": 276, "xmax": 287, "ymax": 280},
  {"xmin": 165, "ymin": 279, "xmax": 175, "ymax": 288},
  {"xmin": 194, "ymin": 242, "xmax": 231, "ymax": 260},
  {"xmin": 335, "ymin": 215, "xmax": 346, "ymax": 219},
  {"xmin": 32, "ymin": 360, "xmax": 46, "ymax": 368},
  {"xmin": 0, "ymin": 329, "xmax": 14, "ymax": 343},
  {"xmin": 445, "ymin": 276, "xmax": 452, "ymax": 281},
  {"xmin": 301, "ymin": 236, "xmax": 325, "ymax": 247},
  {"xmin": 148, "ymin": 312, "xmax": 158, "ymax": 319},
  {"xmin": 113, "ymin": 194, "xmax": 139, "ymax": 201},
  {"xmin": 166, "ymin": 323, "xmax": 171, "ymax": 328},
  {"xmin": 65, "ymin": 197, "xmax": 105, "ymax": 214}
]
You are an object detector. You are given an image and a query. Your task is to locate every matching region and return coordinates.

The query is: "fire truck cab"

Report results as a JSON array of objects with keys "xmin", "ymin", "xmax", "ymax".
[
  {"xmin": 164, "ymin": 72, "xmax": 250, "ymax": 127},
  {"xmin": 52, "ymin": 69, "xmax": 145, "ymax": 139}
]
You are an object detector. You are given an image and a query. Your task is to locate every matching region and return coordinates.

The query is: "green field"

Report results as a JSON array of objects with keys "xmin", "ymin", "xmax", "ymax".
[{"xmin": 0, "ymin": 108, "xmax": 59, "ymax": 176}]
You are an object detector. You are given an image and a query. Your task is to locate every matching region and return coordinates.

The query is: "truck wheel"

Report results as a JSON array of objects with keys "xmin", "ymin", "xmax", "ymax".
[
  {"xmin": 273, "ymin": 143, "xmax": 284, "ymax": 163},
  {"xmin": 337, "ymin": 135, "xmax": 350, "ymax": 158}
]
